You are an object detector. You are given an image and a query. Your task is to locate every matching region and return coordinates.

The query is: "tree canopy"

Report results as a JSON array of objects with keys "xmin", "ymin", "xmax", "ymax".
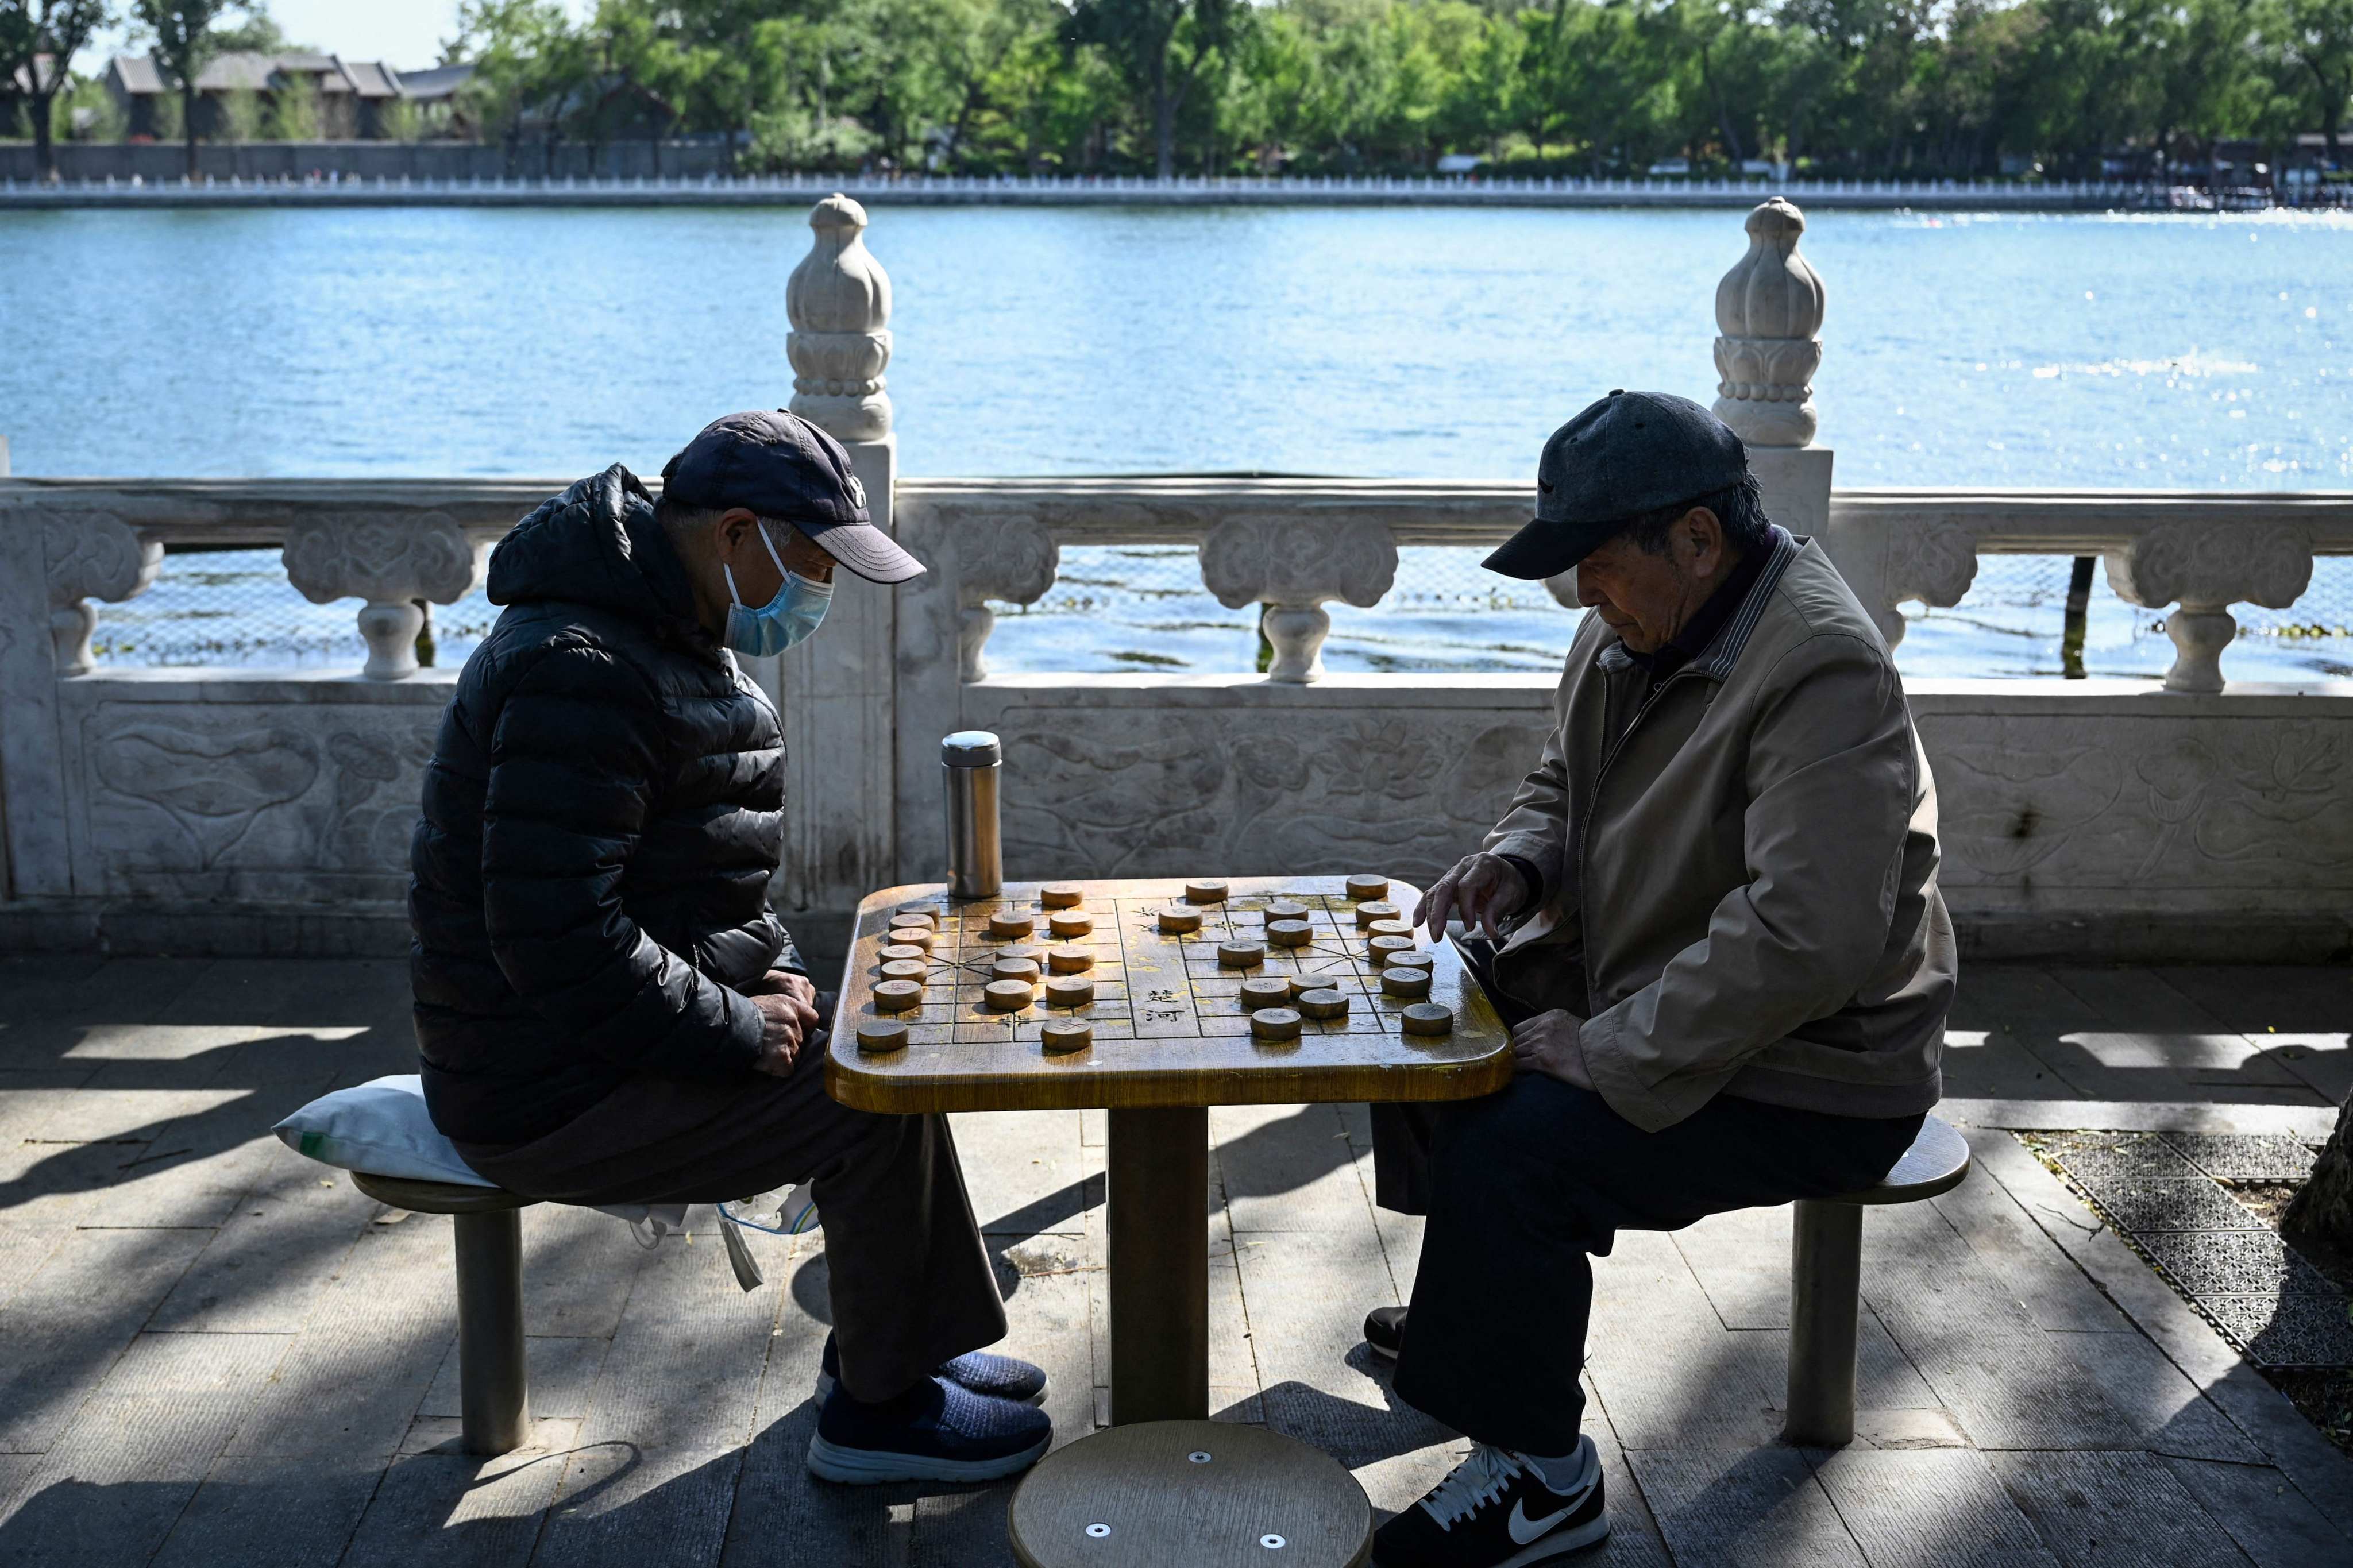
[{"xmin": 434, "ymin": 0, "xmax": 2350, "ymax": 180}]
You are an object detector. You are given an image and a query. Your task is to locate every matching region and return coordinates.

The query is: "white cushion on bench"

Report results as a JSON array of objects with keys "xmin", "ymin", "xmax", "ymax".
[
  {"xmin": 274, "ymin": 1075, "xmax": 699, "ymax": 1234},
  {"xmin": 274, "ymin": 1073, "xmax": 498, "ymax": 1187}
]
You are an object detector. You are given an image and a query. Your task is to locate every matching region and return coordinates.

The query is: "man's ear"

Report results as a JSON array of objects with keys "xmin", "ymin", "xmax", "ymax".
[
  {"xmin": 1683, "ymin": 507, "xmax": 1726, "ymax": 574},
  {"xmin": 715, "ymin": 508, "xmax": 761, "ymax": 558}
]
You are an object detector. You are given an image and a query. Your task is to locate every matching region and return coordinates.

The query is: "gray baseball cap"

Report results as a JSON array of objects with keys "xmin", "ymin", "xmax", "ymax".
[
  {"xmin": 660, "ymin": 410, "xmax": 925, "ymax": 584},
  {"xmin": 1484, "ymin": 391, "xmax": 1749, "ymax": 580}
]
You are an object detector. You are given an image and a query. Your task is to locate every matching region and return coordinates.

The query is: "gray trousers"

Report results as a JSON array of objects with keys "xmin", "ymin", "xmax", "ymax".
[{"xmin": 454, "ymin": 1027, "xmax": 1008, "ymax": 1403}]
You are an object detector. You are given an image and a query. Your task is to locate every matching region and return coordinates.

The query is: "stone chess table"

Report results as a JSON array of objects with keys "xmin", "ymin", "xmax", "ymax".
[
  {"xmin": 824, "ymin": 874, "xmax": 1515, "ymax": 1559},
  {"xmin": 824, "ymin": 875, "xmax": 1513, "ymax": 1116}
]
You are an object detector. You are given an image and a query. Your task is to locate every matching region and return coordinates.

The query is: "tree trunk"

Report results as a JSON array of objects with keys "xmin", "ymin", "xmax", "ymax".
[
  {"xmin": 31, "ymin": 94, "xmax": 55, "ymax": 183},
  {"xmin": 2283, "ymin": 1095, "xmax": 2353, "ymax": 1261},
  {"xmin": 1152, "ymin": 55, "xmax": 1175, "ymax": 180}
]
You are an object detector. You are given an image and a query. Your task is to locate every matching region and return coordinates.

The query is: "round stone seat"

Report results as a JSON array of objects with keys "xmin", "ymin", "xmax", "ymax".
[
  {"xmin": 350, "ymin": 1172, "xmax": 541, "ymax": 1455},
  {"xmin": 1827, "ymin": 1114, "xmax": 1970, "ymax": 1206},
  {"xmin": 1785, "ymin": 1114, "xmax": 1971, "ymax": 1447},
  {"xmin": 1010, "ymin": 1419, "xmax": 1371, "ymax": 1568}
]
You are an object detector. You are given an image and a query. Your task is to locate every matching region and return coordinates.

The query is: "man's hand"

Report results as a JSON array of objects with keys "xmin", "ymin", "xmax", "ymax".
[
  {"xmin": 1416, "ymin": 852, "xmax": 1532, "ymax": 941},
  {"xmin": 747, "ymin": 968, "xmax": 818, "ymax": 1009},
  {"xmin": 750, "ymin": 982, "xmax": 820, "ymax": 1077},
  {"xmin": 1510, "ymin": 1010, "xmax": 1594, "ymax": 1090}
]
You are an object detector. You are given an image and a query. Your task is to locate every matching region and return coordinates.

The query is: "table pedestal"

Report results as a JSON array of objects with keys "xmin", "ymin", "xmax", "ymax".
[{"xmin": 1108, "ymin": 1105, "xmax": 1209, "ymax": 1425}]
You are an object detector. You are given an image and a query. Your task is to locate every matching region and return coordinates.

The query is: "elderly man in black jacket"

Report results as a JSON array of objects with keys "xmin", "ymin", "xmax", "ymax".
[{"xmin": 409, "ymin": 411, "xmax": 1049, "ymax": 1485}]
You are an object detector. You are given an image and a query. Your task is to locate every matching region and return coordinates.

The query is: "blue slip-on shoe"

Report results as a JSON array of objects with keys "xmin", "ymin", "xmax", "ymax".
[
  {"xmin": 807, "ymin": 1374, "xmax": 1053, "ymax": 1485},
  {"xmin": 815, "ymin": 1331, "xmax": 1048, "ymax": 1407}
]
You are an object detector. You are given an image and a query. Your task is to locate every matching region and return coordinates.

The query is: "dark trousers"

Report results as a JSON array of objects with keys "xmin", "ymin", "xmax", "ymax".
[
  {"xmin": 1368, "ymin": 941, "xmax": 1923, "ymax": 1455},
  {"xmin": 456, "ymin": 1019, "xmax": 1008, "ymax": 1404}
]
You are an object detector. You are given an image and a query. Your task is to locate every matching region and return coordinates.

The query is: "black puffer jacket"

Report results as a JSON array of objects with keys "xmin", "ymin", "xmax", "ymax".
[{"xmin": 410, "ymin": 464, "xmax": 799, "ymax": 1146}]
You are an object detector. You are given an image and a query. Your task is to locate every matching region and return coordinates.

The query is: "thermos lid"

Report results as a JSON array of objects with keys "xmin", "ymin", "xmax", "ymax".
[{"xmin": 942, "ymin": 731, "xmax": 1002, "ymax": 767}]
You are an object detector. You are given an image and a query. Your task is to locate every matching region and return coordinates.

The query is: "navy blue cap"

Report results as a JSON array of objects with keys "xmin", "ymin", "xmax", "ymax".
[
  {"xmin": 660, "ymin": 410, "xmax": 925, "ymax": 584},
  {"xmin": 1484, "ymin": 391, "xmax": 1749, "ymax": 580}
]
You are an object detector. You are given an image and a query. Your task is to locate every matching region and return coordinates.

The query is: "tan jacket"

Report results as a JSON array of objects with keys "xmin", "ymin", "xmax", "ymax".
[{"xmin": 1487, "ymin": 530, "xmax": 1954, "ymax": 1132}]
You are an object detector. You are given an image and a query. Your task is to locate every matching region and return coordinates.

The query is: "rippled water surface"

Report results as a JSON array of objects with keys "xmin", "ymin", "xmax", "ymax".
[{"xmin": 2, "ymin": 204, "xmax": 2346, "ymax": 678}]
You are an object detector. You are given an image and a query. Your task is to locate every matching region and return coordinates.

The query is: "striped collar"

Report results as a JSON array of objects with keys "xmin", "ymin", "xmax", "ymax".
[{"xmin": 1595, "ymin": 524, "xmax": 1800, "ymax": 680}]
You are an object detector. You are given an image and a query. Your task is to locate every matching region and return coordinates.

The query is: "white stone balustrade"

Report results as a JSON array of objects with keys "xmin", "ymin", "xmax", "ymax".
[
  {"xmin": 283, "ymin": 510, "xmax": 489, "ymax": 680},
  {"xmin": 40, "ymin": 510, "xmax": 163, "ymax": 675},
  {"xmin": 1822, "ymin": 491, "xmax": 2349, "ymax": 689},
  {"xmin": 3, "ymin": 198, "xmax": 2352, "ymax": 966}
]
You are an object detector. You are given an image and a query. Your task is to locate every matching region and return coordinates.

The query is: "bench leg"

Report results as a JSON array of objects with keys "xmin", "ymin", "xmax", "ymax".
[
  {"xmin": 453, "ymin": 1209, "xmax": 530, "ymax": 1455},
  {"xmin": 1785, "ymin": 1199, "xmax": 1861, "ymax": 1447}
]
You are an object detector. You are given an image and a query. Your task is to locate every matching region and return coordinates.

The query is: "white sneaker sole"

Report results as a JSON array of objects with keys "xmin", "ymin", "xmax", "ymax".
[
  {"xmin": 815, "ymin": 1370, "xmax": 1048, "ymax": 1408},
  {"xmin": 805, "ymin": 1430, "xmax": 1052, "ymax": 1485}
]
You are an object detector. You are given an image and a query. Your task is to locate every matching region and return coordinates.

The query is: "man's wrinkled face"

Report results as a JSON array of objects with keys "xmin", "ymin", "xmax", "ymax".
[{"xmin": 1573, "ymin": 506, "xmax": 1733, "ymax": 656}]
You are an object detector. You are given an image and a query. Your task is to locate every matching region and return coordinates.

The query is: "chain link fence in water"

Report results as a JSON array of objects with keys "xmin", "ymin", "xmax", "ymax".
[{"xmin": 93, "ymin": 542, "xmax": 2353, "ymax": 683}]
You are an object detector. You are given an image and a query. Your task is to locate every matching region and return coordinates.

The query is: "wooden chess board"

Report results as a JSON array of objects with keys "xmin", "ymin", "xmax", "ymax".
[{"xmin": 825, "ymin": 875, "xmax": 1515, "ymax": 1114}]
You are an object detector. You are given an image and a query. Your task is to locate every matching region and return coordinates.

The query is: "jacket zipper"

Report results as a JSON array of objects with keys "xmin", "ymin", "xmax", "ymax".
[{"xmin": 1573, "ymin": 661, "xmax": 1716, "ymax": 1008}]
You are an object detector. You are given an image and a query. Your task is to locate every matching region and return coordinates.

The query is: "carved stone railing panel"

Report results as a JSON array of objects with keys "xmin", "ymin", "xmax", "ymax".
[
  {"xmin": 1199, "ymin": 515, "xmax": 1399, "ymax": 682},
  {"xmin": 787, "ymin": 192, "xmax": 893, "ymax": 442},
  {"xmin": 41, "ymin": 511, "xmax": 162, "ymax": 676},
  {"xmin": 2105, "ymin": 520, "xmax": 2314, "ymax": 694},
  {"xmin": 283, "ymin": 510, "xmax": 489, "ymax": 680},
  {"xmin": 956, "ymin": 514, "xmax": 1060, "ymax": 681}
]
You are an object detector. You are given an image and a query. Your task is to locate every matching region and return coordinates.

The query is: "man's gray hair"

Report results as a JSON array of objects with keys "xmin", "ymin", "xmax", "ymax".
[{"xmin": 1618, "ymin": 472, "xmax": 1770, "ymax": 557}]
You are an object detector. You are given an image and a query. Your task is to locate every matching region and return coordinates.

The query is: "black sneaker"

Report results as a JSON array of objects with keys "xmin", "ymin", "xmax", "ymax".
[
  {"xmin": 1372, "ymin": 1438, "xmax": 1608, "ymax": 1567},
  {"xmin": 813, "ymin": 1331, "xmax": 1048, "ymax": 1406},
  {"xmin": 1365, "ymin": 1305, "xmax": 1407, "ymax": 1362},
  {"xmin": 806, "ymin": 1374, "xmax": 1052, "ymax": 1484}
]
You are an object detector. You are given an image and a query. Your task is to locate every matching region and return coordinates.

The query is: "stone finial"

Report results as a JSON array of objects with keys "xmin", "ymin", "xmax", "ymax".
[
  {"xmin": 788, "ymin": 194, "xmax": 893, "ymax": 443},
  {"xmin": 43, "ymin": 512, "xmax": 162, "ymax": 675},
  {"xmin": 1199, "ymin": 516, "xmax": 1398, "ymax": 683},
  {"xmin": 283, "ymin": 512, "xmax": 487, "ymax": 680},
  {"xmin": 2105, "ymin": 521, "xmax": 2312, "ymax": 694},
  {"xmin": 1712, "ymin": 199, "xmax": 1824, "ymax": 448}
]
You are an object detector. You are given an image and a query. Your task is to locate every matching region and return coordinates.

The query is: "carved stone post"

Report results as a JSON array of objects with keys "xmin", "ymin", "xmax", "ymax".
[
  {"xmin": 778, "ymin": 194, "xmax": 900, "ymax": 949},
  {"xmin": 282, "ymin": 512, "xmax": 487, "ymax": 680},
  {"xmin": 1199, "ymin": 516, "xmax": 1398, "ymax": 683},
  {"xmin": 1713, "ymin": 199, "xmax": 1849, "ymax": 632},
  {"xmin": 2105, "ymin": 522, "xmax": 2312, "ymax": 693}
]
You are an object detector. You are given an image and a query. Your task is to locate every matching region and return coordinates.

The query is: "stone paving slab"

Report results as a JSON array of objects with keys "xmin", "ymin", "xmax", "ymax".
[{"xmin": 1, "ymin": 957, "xmax": 2351, "ymax": 1565}]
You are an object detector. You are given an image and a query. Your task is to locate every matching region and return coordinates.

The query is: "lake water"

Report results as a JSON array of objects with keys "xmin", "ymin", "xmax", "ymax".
[{"xmin": 2, "ymin": 204, "xmax": 2347, "ymax": 679}]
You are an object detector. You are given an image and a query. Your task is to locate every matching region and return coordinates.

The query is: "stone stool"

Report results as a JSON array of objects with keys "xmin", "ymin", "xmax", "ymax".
[
  {"xmin": 1784, "ymin": 1115, "xmax": 1971, "ymax": 1446},
  {"xmin": 1010, "ymin": 1420, "xmax": 1371, "ymax": 1568},
  {"xmin": 350, "ymin": 1172, "xmax": 541, "ymax": 1455}
]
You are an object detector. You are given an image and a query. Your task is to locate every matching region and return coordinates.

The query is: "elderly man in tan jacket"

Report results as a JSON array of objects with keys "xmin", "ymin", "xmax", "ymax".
[{"xmin": 1367, "ymin": 391, "xmax": 1955, "ymax": 1568}]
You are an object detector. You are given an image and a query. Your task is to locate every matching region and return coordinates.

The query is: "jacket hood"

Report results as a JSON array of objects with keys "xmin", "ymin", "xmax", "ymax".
[{"xmin": 486, "ymin": 464, "xmax": 703, "ymax": 636}]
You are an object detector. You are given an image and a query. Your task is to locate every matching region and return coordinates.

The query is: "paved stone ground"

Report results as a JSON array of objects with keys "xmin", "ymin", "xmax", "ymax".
[{"xmin": 1, "ymin": 955, "xmax": 2348, "ymax": 1566}]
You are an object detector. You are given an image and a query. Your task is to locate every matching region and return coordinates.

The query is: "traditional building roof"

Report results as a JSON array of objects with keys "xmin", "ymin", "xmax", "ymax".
[
  {"xmin": 391, "ymin": 64, "xmax": 475, "ymax": 102},
  {"xmin": 340, "ymin": 60, "xmax": 400, "ymax": 99},
  {"xmin": 106, "ymin": 55, "xmax": 167, "ymax": 95}
]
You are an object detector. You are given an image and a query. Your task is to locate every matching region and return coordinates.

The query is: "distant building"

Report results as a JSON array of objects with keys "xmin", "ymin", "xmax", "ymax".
[{"xmin": 102, "ymin": 53, "xmax": 475, "ymax": 141}]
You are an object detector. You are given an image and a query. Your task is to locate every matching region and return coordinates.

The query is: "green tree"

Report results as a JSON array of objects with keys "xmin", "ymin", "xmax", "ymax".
[
  {"xmin": 0, "ymin": 1, "xmax": 112, "ymax": 181},
  {"xmin": 2273, "ymin": 0, "xmax": 2353, "ymax": 163},
  {"xmin": 1068, "ymin": 0, "xmax": 1244, "ymax": 176},
  {"xmin": 218, "ymin": 82, "xmax": 258, "ymax": 138},
  {"xmin": 132, "ymin": 0, "xmax": 241, "ymax": 176},
  {"xmin": 264, "ymin": 63, "xmax": 315, "ymax": 139}
]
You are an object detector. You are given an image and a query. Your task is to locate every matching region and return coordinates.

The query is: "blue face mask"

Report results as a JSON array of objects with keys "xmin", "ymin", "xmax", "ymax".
[{"xmin": 723, "ymin": 524, "xmax": 834, "ymax": 657}]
